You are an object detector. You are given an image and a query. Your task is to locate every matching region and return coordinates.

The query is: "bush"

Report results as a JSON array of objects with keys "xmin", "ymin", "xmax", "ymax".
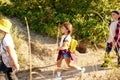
[{"xmin": 0, "ymin": 0, "xmax": 119, "ymax": 45}]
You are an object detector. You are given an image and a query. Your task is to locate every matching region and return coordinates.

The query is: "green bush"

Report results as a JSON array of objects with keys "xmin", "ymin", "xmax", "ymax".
[{"xmin": 0, "ymin": 0, "xmax": 119, "ymax": 45}]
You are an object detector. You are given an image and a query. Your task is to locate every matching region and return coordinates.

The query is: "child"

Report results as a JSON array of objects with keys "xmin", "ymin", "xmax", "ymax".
[
  {"xmin": 0, "ymin": 18, "xmax": 19, "ymax": 80},
  {"xmin": 101, "ymin": 11, "xmax": 120, "ymax": 67},
  {"xmin": 50, "ymin": 22, "xmax": 85, "ymax": 80}
]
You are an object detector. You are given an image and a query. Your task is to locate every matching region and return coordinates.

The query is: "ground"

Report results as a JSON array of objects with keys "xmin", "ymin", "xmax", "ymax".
[
  {"xmin": 8, "ymin": 18, "xmax": 120, "ymax": 80},
  {"xmin": 17, "ymin": 48, "xmax": 119, "ymax": 80}
]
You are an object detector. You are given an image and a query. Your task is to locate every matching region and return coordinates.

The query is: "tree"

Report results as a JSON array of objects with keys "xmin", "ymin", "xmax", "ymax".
[{"xmin": 0, "ymin": 0, "xmax": 120, "ymax": 44}]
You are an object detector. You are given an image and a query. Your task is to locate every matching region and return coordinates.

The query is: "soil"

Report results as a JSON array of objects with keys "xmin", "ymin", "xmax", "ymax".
[{"xmin": 6, "ymin": 18, "xmax": 120, "ymax": 80}]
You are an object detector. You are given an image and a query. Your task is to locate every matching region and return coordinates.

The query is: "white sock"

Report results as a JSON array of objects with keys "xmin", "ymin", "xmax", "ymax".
[{"xmin": 57, "ymin": 72, "xmax": 61, "ymax": 77}]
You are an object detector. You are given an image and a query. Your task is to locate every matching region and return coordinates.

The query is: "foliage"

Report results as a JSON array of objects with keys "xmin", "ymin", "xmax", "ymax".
[{"xmin": 0, "ymin": 0, "xmax": 120, "ymax": 44}]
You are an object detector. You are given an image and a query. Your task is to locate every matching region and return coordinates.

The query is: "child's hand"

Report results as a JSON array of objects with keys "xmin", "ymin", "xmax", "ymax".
[
  {"xmin": 11, "ymin": 69, "xmax": 18, "ymax": 80},
  {"xmin": 13, "ymin": 64, "xmax": 19, "ymax": 71},
  {"xmin": 48, "ymin": 48, "xmax": 54, "ymax": 52},
  {"xmin": 57, "ymin": 47, "xmax": 63, "ymax": 51},
  {"xmin": 57, "ymin": 48, "xmax": 60, "ymax": 51}
]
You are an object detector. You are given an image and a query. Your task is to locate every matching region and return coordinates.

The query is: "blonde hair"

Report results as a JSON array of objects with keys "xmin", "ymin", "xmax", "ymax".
[{"xmin": 62, "ymin": 22, "xmax": 73, "ymax": 34}]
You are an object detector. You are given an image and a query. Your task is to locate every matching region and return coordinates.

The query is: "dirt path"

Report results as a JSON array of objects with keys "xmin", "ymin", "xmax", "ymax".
[
  {"xmin": 10, "ymin": 18, "xmax": 119, "ymax": 80},
  {"xmin": 16, "ymin": 48, "xmax": 118, "ymax": 80}
]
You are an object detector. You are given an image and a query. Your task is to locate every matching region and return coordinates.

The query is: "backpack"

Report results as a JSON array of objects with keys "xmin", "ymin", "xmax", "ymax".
[
  {"xmin": 69, "ymin": 38, "xmax": 78, "ymax": 53},
  {"xmin": 63, "ymin": 36, "xmax": 78, "ymax": 53}
]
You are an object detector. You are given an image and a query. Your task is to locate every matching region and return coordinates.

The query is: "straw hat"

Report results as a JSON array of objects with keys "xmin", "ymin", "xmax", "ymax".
[{"xmin": 0, "ymin": 19, "xmax": 12, "ymax": 33}]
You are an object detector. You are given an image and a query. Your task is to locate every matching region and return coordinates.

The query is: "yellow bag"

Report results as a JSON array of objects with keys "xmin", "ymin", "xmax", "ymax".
[{"xmin": 69, "ymin": 38, "xmax": 78, "ymax": 53}]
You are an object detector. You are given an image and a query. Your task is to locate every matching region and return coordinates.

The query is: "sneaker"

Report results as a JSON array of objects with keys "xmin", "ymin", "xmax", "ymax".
[
  {"xmin": 101, "ymin": 62, "xmax": 109, "ymax": 67},
  {"xmin": 77, "ymin": 67, "xmax": 85, "ymax": 73},
  {"xmin": 101, "ymin": 58, "xmax": 112, "ymax": 67},
  {"xmin": 52, "ymin": 76, "xmax": 62, "ymax": 80},
  {"xmin": 80, "ymin": 67, "xmax": 85, "ymax": 73},
  {"xmin": 118, "ymin": 57, "xmax": 120, "ymax": 65}
]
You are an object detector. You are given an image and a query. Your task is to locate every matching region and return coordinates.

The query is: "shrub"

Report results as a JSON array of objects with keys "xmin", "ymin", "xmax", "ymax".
[{"xmin": 0, "ymin": 0, "xmax": 119, "ymax": 45}]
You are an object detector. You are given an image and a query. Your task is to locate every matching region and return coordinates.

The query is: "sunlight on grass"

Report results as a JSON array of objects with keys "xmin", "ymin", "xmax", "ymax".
[
  {"xmin": 11, "ymin": 26, "xmax": 27, "ymax": 68},
  {"xmin": 0, "ymin": 0, "xmax": 11, "ymax": 5}
]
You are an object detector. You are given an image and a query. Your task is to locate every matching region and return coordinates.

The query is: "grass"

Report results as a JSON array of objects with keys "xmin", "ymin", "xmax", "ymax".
[
  {"xmin": 8, "ymin": 24, "xmax": 120, "ymax": 80},
  {"xmin": 11, "ymin": 25, "xmax": 27, "ymax": 69},
  {"xmin": 0, "ymin": 0, "xmax": 11, "ymax": 5},
  {"xmin": 0, "ymin": 15, "xmax": 119, "ymax": 79}
]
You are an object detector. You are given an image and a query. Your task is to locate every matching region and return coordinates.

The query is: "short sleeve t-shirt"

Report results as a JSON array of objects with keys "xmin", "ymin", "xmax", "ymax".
[
  {"xmin": 59, "ymin": 34, "xmax": 71, "ymax": 48},
  {"xmin": 2, "ymin": 34, "xmax": 15, "ymax": 48},
  {"xmin": 1, "ymin": 34, "xmax": 18, "ymax": 67},
  {"xmin": 107, "ymin": 21, "xmax": 118, "ymax": 43}
]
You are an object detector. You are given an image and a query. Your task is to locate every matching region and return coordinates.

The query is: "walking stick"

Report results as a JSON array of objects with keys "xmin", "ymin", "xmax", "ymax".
[
  {"xmin": 52, "ymin": 22, "xmax": 60, "ymax": 77},
  {"xmin": 56, "ymin": 22, "xmax": 60, "ymax": 47},
  {"xmin": 25, "ymin": 17, "xmax": 32, "ymax": 80}
]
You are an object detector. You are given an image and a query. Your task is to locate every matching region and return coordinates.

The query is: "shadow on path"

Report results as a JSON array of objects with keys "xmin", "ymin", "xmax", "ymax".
[{"xmin": 17, "ymin": 63, "xmax": 112, "ymax": 80}]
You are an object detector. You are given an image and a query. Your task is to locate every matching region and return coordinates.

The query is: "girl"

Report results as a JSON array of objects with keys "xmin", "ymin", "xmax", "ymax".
[
  {"xmin": 51, "ymin": 22, "xmax": 85, "ymax": 80},
  {"xmin": 101, "ymin": 11, "xmax": 120, "ymax": 67},
  {"xmin": 0, "ymin": 18, "xmax": 19, "ymax": 80}
]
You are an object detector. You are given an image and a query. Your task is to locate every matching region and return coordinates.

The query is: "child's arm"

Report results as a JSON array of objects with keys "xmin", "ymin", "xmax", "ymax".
[
  {"xmin": 49, "ymin": 41, "xmax": 69, "ymax": 52},
  {"xmin": 6, "ymin": 46, "xmax": 19, "ymax": 71},
  {"xmin": 57, "ymin": 40, "xmax": 69, "ymax": 50}
]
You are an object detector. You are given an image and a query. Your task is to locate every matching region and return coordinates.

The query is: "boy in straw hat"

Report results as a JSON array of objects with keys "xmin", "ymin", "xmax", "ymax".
[{"xmin": 0, "ymin": 18, "xmax": 19, "ymax": 80}]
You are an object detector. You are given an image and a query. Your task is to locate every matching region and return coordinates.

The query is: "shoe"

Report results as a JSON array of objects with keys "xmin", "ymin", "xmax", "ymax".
[
  {"xmin": 52, "ymin": 77, "xmax": 62, "ymax": 80},
  {"xmin": 52, "ymin": 76, "xmax": 62, "ymax": 80},
  {"xmin": 117, "ymin": 57, "xmax": 120, "ymax": 67},
  {"xmin": 101, "ymin": 62, "xmax": 109, "ymax": 67},
  {"xmin": 77, "ymin": 67, "xmax": 85, "ymax": 73},
  {"xmin": 101, "ymin": 57, "xmax": 112, "ymax": 67},
  {"xmin": 80, "ymin": 67, "xmax": 85, "ymax": 73}
]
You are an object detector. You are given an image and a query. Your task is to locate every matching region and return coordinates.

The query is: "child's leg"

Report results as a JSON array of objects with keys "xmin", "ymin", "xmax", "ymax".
[
  {"xmin": 0, "ymin": 62, "xmax": 13, "ymax": 80},
  {"xmin": 62, "ymin": 52, "xmax": 85, "ymax": 73},
  {"xmin": 56, "ymin": 57, "xmax": 63, "ymax": 77},
  {"xmin": 57, "ymin": 57, "xmax": 64, "ymax": 71},
  {"xmin": 65, "ymin": 58, "xmax": 77, "ymax": 69},
  {"xmin": 65, "ymin": 58, "xmax": 85, "ymax": 72},
  {"xmin": 6, "ymin": 68, "xmax": 12, "ymax": 80},
  {"xmin": 115, "ymin": 47, "xmax": 120, "ymax": 65}
]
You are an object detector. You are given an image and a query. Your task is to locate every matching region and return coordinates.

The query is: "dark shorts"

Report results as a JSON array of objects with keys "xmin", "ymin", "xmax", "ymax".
[
  {"xmin": 57, "ymin": 49, "xmax": 73, "ymax": 61},
  {"xmin": 0, "ymin": 61, "xmax": 12, "ymax": 73},
  {"xmin": 0, "ymin": 56, "xmax": 13, "ymax": 80},
  {"xmin": 63, "ymin": 52, "xmax": 71, "ymax": 58}
]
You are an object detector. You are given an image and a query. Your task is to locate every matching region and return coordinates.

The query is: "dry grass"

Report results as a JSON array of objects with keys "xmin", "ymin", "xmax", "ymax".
[
  {"xmin": 11, "ymin": 25, "xmax": 28, "ymax": 70},
  {"xmin": 109, "ymin": 68, "xmax": 120, "ymax": 80},
  {"xmin": 6, "ymin": 17, "xmax": 120, "ymax": 80}
]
